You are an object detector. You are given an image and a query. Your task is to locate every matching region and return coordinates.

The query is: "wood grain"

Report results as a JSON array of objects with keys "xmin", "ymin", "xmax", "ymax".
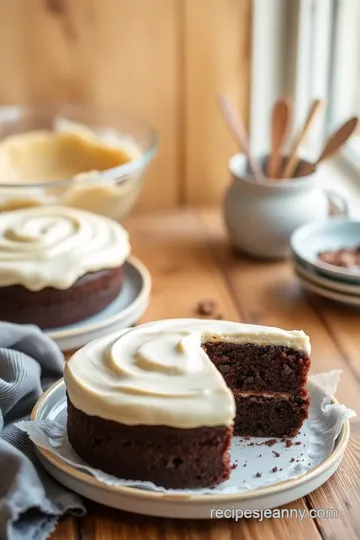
[
  {"xmin": 306, "ymin": 421, "xmax": 360, "ymax": 540},
  {"xmin": 0, "ymin": 0, "xmax": 180, "ymax": 211},
  {"xmin": 0, "ymin": 0, "xmax": 252, "ymax": 209},
  {"xmin": 81, "ymin": 500, "xmax": 321, "ymax": 540},
  {"xmin": 184, "ymin": 0, "xmax": 252, "ymax": 205},
  {"xmin": 49, "ymin": 516, "xmax": 79, "ymax": 540}
]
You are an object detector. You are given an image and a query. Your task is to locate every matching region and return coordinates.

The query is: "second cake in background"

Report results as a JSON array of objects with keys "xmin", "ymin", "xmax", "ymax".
[{"xmin": 0, "ymin": 205, "xmax": 130, "ymax": 328}]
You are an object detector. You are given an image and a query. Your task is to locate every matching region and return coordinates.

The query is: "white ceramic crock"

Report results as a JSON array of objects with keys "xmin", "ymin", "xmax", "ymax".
[{"xmin": 223, "ymin": 154, "xmax": 348, "ymax": 259}]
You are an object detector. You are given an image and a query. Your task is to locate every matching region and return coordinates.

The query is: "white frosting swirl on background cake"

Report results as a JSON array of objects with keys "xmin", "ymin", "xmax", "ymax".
[
  {"xmin": 0, "ymin": 205, "xmax": 130, "ymax": 291},
  {"xmin": 64, "ymin": 319, "xmax": 311, "ymax": 428}
]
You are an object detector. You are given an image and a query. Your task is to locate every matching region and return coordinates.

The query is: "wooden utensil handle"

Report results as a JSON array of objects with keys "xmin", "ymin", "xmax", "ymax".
[
  {"xmin": 218, "ymin": 95, "xmax": 264, "ymax": 182},
  {"xmin": 281, "ymin": 99, "xmax": 324, "ymax": 178}
]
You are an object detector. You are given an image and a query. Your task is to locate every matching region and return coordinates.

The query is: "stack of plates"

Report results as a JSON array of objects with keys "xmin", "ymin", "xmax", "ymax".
[{"xmin": 290, "ymin": 218, "xmax": 360, "ymax": 307}]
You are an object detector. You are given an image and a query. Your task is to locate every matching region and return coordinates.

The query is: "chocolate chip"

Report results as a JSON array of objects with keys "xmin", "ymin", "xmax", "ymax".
[{"xmin": 196, "ymin": 299, "xmax": 217, "ymax": 316}]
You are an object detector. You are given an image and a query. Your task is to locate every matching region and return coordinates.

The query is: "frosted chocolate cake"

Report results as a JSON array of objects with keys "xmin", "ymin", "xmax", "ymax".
[
  {"xmin": 64, "ymin": 319, "xmax": 311, "ymax": 489},
  {"xmin": 0, "ymin": 205, "xmax": 130, "ymax": 328}
]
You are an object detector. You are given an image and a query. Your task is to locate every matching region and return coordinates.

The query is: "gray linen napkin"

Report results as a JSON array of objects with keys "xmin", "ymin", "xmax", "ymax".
[{"xmin": 0, "ymin": 322, "xmax": 85, "ymax": 540}]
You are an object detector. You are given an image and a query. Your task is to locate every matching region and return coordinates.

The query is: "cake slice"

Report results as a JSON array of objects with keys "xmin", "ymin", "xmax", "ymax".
[{"xmin": 65, "ymin": 319, "xmax": 311, "ymax": 489}]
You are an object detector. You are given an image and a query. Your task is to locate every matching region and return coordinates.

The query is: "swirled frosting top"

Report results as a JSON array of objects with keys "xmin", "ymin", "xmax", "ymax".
[
  {"xmin": 64, "ymin": 319, "xmax": 311, "ymax": 428},
  {"xmin": 0, "ymin": 205, "xmax": 130, "ymax": 290}
]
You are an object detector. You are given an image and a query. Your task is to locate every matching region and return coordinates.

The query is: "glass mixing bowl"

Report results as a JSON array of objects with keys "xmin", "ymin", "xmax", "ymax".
[{"xmin": 0, "ymin": 104, "xmax": 157, "ymax": 221}]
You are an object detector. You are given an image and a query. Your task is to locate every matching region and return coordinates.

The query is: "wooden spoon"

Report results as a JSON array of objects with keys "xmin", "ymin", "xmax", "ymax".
[
  {"xmin": 298, "ymin": 116, "xmax": 359, "ymax": 176},
  {"xmin": 267, "ymin": 98, "xmax": 291, "ymax": 178},
  {"xmin": 217, "ymin": 94, "xmax": 264, "ymax": 182},
  {"xmin": 281, "ymin": 98, "xmax": 324, "ymax": 178}
]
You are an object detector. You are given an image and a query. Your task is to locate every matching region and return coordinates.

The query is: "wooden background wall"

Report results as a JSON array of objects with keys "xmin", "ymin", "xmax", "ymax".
[{"xmin": 0, "ymin": 0, "xmax": 251, "ymax": 211}]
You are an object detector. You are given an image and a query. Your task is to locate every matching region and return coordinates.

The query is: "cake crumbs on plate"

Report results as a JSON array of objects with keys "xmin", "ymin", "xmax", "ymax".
[
  {"xmin": 272, "ymin": 451, "xmax": 280, "ymax": 457},
  {"xmin": 264, "ymin": 438, "xmax": 277, "ymax": 447},
  {"xmin": 295, "ymin": 441, "xmax": 302, "ymax": 445},
  {"xmin": 290, "ymin": 457, "xmax": 295, "ymax": 463},
  {"xmin": 255, "ymin": 472, "xmax": 262, "ymax": 478},
  {"xmin": 284, "ymin": 439, "xmax": 293, "ymax": 448},
  {"xmin": 272, "ymin": 467, "xmax": 278, "ymax": 473},
  {"xmin": 230, "ymin": 463, "xmax": 238, "ymax": 470}
]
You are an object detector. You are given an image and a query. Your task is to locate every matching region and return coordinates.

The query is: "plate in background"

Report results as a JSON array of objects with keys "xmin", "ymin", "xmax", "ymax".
[
  {"xmin": 296, "ymin": 269, "xmax": 360, "ymax": 306},
  {"xmin": 45, "ymin": 256, "xmax": 151, "ymax": 351},
  {"xmin": 291, "ymin": 218, "xmax": 360, "ymax": 283},
  {"xmin": 294, "ymin": 260, "xmax": 360, "ymax": 296}
]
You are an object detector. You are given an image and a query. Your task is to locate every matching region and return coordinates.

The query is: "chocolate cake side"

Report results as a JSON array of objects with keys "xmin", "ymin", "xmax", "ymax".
[
  {"xmin": 203, "ymin": 342, "xmax": 311, "ymax": 393},
  {"xmin": 66, "ymin": 396, "xmax": 233, "ymax": 489},
  {"xmin": 233, "ymin": 391, "xmax": 310, "ymax": 437},
  {"xmin": 0, "ymin": 266, "xmax": 123, "ymax": 329},
  {"xmin": 203, "ymin": 341, "xmax": 311, "ymax": 437}
]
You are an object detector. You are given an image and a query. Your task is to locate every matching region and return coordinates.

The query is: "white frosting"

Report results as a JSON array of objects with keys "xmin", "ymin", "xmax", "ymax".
[
  {"xmin": 64, "ymin": 319, "xmax": 311, "ymax": 429},
  {"xmin": 0, "ymin": 205, "xmax": 130, "ymax": 291}
]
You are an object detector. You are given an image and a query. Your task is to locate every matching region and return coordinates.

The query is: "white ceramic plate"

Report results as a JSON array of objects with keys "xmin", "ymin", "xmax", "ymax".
[
  {"xmin": 30, "ymin": 380, "xmax": 350, "ymax": 519},
  {"xmin": 290, "ymin": 218, "xmax": 360, "ymax": 283},
  {"xmin": 296, "ymin": 269, "xmax": 360, "ymax": 306},
  {"xmin": 294, "ymin": 260, "xmax": 360, "ymax": 296},
  {"xmin": 45, "ymin": 256, "xmax": 151, "ymax": 351}
]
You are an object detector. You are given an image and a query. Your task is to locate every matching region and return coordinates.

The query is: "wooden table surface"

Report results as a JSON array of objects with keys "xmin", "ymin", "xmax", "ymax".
[{"xmin": 51, "ymin": 208, "xmax": 360, "ymax": 540}]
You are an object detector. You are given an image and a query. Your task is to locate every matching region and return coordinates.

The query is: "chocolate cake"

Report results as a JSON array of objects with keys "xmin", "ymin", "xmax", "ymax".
[
  {"xmin": 65, "ymin": 319, "xmax": 311, "ymax": 489},
  {"xmin": 67, "ymin": 398, "xmax": 233, "ymax": 489},
  {"xmin": 203, "ymin": 341, "xmax": 310, "ymax": 437},
  {"xmin": 0, "ymin": 205, "xmax": 130, "ymax": 328}
]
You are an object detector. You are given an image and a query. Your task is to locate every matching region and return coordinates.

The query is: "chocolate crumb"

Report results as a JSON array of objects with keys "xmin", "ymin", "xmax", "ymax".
[
  {"xmin": 290, "ymin": 457, "xmax": 295, "ymax": 463},
  {"xmin": 243, "ymin": 463, "xmax": 247, "ymax": 467},
  {"xmin": 272, "ymin": 467, "xmax": 278, "ymax": 473},
  {"xmin": 295, "ymin": 441, "xmax": 301, "ymax": 446},
  {"xmin": 265, "ymin": 439, "xmax": 277, "ymax": 447},
  {"xmin": 230, "ymin": 463, "xmax": 238, "ymax": 470},
  {"xmin": 272, "ymin": 451, "xmax": 280, "ymax": 458},
  {"xmin": 196, "ymin": 299, "xmax": 217, "ymax": 316},
  {"xmin": 284, "ymin": 439, "xmax": 293, "ymax": 448},
  {"xmin": 255, "ymin": 472, "xmax": 262, "ymax": 478}
]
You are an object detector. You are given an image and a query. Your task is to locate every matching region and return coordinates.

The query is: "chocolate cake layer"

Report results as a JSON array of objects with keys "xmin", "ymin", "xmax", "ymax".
[
  {"xmin": 203, "ymin": 342, "xmax": 311, "ymax": 394},
  {"xmin": 0, "ymin": 266, "xmax": 123, "ymax": 329},
  {"xmin": 233, "ymin": 391, "xmax": 310, "ymax": 437},
  {"xmin": 66, "ymin": 396, "xmax": 233, "ymax": 489}
]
